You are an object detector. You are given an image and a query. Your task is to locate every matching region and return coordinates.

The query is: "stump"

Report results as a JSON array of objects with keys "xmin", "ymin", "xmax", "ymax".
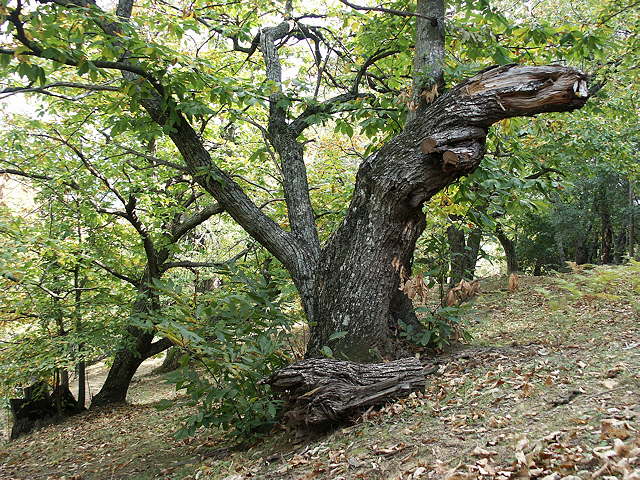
[
  {"xmin": 263, "ymin": 357, "xmax": 426, "ymax": 427},
  {"xmin": 9, "ymin": 382, "xmax": 84, "ymax": 439}
]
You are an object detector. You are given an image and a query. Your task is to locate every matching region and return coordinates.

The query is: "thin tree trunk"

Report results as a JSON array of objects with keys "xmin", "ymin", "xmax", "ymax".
[
  {"xmin": 407, "ymin": 0, "xmax": 445, "ymax": 123},
  {"xmin": 73, "ymin": 264, "xmax": 86, "ymax": 408},
  {"xmin": 464, "ymin": 227, "xmax": 482, "ymax": 278},
  {"xmin": 575, "ymin": 241, "xmax": 588, "ymax": 265},
  {"xmin": 448, "ymin": 224, "xmax": 481, "ymax": 286},
  {"xmin": 154, "ymin": 347, "xmax": 181, "ymax": 374},
  {"xmin": 629, "ymin": 179, "xmax": 635, "ymax": 259},
  {"xmin": 447, "ymin": 224, "xmax": 466, "ymax": 286},
  {"xmin": 90, "ymin": 329, "xmax": 151, "ymax": 407},
  {"xmin": 533, "ymin": 259, "xmax": 543, "ymax": 276},
  {"xmin": 77, "ymin": 359, "xmax": 86, "ymax": 408},
  {"xmin": 90, "ymin": 282, "xmax": 171, "ymax": 407},
  {"xmin": 601, "ymin": 207, "xmax": 614, "ymax": 264},
  {"xmin": 613, "ymin": 228, "xmax": 626, "ymax": 264},
  {"xmin": 555, "ymin": 230, "xmax": 566, "ymax": 264},
  {"xmin": 575, "ymin": 223, "xmax": 593, "ymax": 265},
  {"xmin": 495, "ymin": 226, "xmax": 519, "ymax": 274},
  {"xmin": 90, "ymin": 325, "xmax": 172, "ymax": 407}
]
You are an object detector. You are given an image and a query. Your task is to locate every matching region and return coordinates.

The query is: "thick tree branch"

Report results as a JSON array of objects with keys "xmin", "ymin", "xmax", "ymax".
[
  {"xmin": 259, "ymin": 22, "xmax": 320, "ymax": 261},
  {"xmin": 169, "ymin": 202, "xmax": 224, "ymax": 243},
  {"xmin": 66, "ymin": 0, "xmax": 311, "ymax": 282}
]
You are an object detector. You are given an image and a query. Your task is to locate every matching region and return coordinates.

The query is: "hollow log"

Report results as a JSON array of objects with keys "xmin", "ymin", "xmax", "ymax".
[{"xmin": 264, "ymin": 357, "xmax": 426, "ymax": 427}]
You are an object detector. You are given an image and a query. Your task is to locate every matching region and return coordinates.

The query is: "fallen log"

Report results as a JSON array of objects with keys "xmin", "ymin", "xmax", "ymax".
[{"xmin": 263, "ymin": 357, "xmax": 426, "ymax": 427}]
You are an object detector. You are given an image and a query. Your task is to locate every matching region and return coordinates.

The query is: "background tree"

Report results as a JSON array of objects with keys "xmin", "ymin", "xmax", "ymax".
[{"xmin": 0, "ymin": 112, "xmax": 246, "ymax": 406}]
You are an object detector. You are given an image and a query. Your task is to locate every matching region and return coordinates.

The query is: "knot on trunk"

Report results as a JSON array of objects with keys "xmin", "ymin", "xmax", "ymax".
[{"xmin": 420, "ymin": 126, "xmax": 487, "ymax": 173}]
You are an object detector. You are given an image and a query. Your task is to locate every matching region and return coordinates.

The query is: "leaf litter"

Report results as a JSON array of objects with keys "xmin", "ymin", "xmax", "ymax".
[{"xmin": 1, "ymin": 265, "xmax": 639, "ymax": 480}]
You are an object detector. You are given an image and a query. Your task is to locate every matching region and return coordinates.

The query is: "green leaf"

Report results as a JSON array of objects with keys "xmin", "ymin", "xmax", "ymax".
[
  {"xmin": 328, "ymin": 330, "xmax": 348, "ymax": 341},
  {"xmin": 320, "ymin": 346, "xmax": 333, "ymax": 358}
]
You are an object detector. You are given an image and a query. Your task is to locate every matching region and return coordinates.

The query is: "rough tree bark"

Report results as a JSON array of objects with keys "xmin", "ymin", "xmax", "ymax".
[
  {"xmin": 264, "ymin": 357, "xmax": 426, "ymax": 427},
  {"xmin": 307, "ymin": 66, "xmax": 589, "ymax": 360}
]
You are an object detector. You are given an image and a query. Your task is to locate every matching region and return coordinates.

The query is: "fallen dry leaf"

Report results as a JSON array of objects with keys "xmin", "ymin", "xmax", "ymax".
[
  {"xmin": 601, "ymin": 419, "xmax": 633, "ymax": 440},
  {"xmin": 471, "ymin": 446, "xmax": 498, "ymax": 457}
]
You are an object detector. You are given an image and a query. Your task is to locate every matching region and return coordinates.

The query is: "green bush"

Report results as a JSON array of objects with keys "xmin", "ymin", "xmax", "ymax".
[
  {"xmin": 153, "ymin": 266, "xmax": 295, "ymax": 442},
  {"xmin": 400, "ymin": 304, "xmax": 472, "ymax": 351}
]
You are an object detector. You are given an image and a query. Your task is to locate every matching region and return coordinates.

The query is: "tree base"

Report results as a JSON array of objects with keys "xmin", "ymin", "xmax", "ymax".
[
  {"xmin": 264, "ymin": 357, "xmax": 426, "ymax": 427},
  {"xmin": 9, "ymin": 382, "xmax": 85, "ymax": 440}
]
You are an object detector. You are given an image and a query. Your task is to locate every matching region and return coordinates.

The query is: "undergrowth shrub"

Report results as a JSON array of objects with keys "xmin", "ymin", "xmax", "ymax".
[
  {"xmin": 537, "ymin": 260, "xmax": 640, "ymax": 306},
  {"xmin": 400, "ymin": 304, "xmax": 472, "ymax": 350},
  {"xmin": 152, "ymin": 266, "xmax": 296, "ymax": 442}
]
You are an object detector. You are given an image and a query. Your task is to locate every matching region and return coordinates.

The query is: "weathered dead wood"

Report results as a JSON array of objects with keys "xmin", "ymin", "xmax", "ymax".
[{"xmin": 264, "ymin": 357, "xmax": 426, "ymax": 427}]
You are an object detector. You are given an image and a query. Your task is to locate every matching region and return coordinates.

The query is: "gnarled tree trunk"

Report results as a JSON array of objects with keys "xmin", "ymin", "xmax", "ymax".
[{"xmin": 306, "ymin": 65, "xmax": 588, "ymax": 361}]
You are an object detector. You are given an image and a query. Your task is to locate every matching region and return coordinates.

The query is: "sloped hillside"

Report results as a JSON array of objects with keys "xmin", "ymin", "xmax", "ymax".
[{"xmin": 1, "ymin": 264, "xmax": 639, "ymax": 480}]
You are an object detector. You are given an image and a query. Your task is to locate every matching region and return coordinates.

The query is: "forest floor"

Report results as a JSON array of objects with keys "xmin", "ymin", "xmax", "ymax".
[{"xmin": 1, "ymin": 264, "xmax": 639, "ymax": 480}]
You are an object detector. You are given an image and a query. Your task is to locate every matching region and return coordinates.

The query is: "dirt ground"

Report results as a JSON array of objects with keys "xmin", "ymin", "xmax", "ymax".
[{"xmin": 1, "ymin": 265, "xmax": 639, "ymax": 480}]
